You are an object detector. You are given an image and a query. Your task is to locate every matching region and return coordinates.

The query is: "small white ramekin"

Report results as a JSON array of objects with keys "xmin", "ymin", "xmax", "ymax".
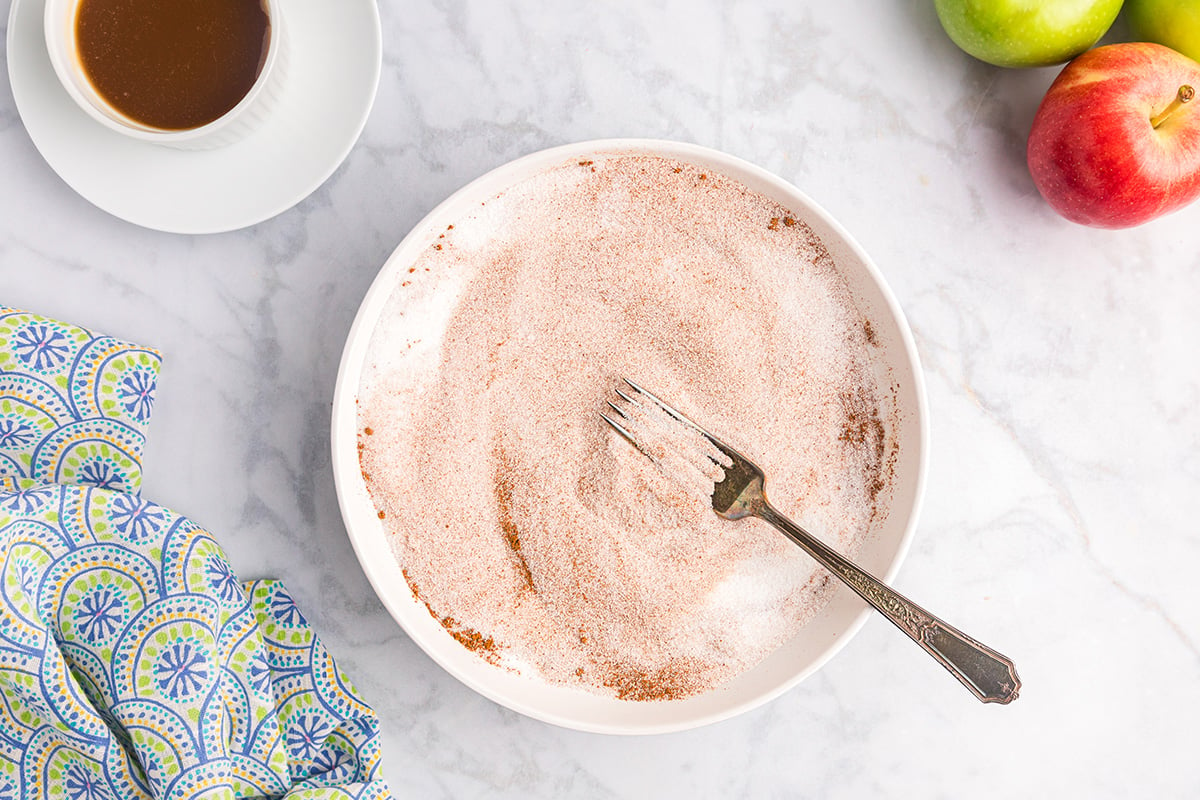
[{"xmin": 43, "ymin": 0, "xmax": 288, "ymax": 150}]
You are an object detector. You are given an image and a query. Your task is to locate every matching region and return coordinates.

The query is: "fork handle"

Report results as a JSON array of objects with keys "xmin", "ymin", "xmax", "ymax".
[{"xmin": 757, "ymin": 503, "xmax": 1020, "ymax": 704}]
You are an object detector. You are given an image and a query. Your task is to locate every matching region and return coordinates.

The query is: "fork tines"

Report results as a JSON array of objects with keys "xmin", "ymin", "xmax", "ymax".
[{"xmin": 600, "ymin": 378, "xmax": 731, "ymax": 492}]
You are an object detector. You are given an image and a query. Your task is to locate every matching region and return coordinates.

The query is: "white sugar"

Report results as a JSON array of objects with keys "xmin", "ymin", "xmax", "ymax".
[{"xmin": 358, "ymin": 154, "xmax": 897, "ymax": 700}]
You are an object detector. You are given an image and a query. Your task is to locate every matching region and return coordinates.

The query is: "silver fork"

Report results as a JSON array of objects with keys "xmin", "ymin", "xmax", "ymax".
[{"xmin": 601, "ymin": 378, "xmax": 1020, "ymax": 705}]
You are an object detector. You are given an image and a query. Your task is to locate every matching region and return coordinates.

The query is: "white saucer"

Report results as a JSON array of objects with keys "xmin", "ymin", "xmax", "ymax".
[{"xmin": 7, "ymin": 0, "xmax": 381, "ymax": 234}]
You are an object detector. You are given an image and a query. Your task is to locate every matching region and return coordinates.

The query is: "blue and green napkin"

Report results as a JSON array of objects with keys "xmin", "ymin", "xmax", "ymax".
[{"xmin": 0, "ymin": 306, "xmax": 393, "ymax": 799}]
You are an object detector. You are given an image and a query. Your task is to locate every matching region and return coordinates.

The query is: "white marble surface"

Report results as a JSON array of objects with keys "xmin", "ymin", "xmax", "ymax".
[{"xmin": 3, "ymin": 1, "xmax": 1198, "ymax": 796}]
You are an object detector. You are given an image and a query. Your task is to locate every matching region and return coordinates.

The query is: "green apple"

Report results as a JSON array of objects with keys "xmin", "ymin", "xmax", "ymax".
[
  {"xmin": 1127, "ymin": 0, "xmax": 1200, "ymax": 62},
  {"xmin": 934, "ymin": 0, "xmax": 1124, "ymax": 68}
]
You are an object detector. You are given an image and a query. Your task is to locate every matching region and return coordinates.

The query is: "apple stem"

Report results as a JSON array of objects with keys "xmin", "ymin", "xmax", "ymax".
[{"xmin": 1151, "ymin": 85, "xmax": 1196, "ymax": 129}]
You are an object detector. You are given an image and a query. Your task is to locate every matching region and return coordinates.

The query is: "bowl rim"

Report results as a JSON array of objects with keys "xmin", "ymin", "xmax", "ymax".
[{"xmin": 331, "ymin": 138, "xmax": 930, "ymax": 734}]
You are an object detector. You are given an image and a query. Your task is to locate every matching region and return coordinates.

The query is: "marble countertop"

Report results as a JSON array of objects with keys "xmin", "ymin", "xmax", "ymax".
[{"xmin": 3, "ymin": 1, "xmax": 1197, "ymax": 797}]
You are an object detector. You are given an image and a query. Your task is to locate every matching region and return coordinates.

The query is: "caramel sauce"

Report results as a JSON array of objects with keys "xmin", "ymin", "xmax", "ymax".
[{"xmin": 75, "ymin": 0, "xmax": 270, "ymax": 131}]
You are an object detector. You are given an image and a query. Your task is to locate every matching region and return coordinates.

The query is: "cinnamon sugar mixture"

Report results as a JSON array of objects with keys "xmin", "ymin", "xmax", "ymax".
[{"xmin": 358, "ymin": 154, "xmax": 897, "ymax": 701}]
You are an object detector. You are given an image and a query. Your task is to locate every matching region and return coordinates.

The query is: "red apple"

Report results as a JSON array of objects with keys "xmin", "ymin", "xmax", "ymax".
[{"xmin": 1026, "ymin": 43, "xmax": 1200, "ymax": 228}]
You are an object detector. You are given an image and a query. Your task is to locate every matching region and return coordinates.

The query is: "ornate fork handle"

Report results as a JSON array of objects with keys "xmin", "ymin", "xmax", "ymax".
[{"xmin": 757, "ymin": 503, "xmax": 1020, "ymax": 704}]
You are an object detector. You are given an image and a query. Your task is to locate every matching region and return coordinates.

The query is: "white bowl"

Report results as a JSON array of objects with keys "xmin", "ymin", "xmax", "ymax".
[
  {"xmin": 331, "ymin": 139, "xmax": 929, "ymax": 734},
  {"xmin": 43, "ymin": 0, "xmax": 287, "ymax": 150}
]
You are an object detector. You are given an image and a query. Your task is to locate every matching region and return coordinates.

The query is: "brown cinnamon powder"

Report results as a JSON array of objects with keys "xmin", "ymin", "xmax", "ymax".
[{"xmin": 358, "ymin": 154, "xmax": 898, "ymax": 700}]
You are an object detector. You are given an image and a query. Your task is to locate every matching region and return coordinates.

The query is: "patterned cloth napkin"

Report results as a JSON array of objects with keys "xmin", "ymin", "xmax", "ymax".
[{"xmin": 0, "ymin": 307, "xmax": 394, "ymax": 799}]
